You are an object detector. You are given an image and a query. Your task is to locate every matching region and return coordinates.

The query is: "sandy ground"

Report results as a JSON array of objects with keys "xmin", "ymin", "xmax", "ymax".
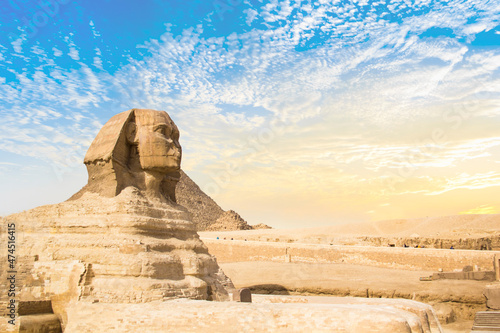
[
  {"xmin": 220, "ymin": 261, "xmax": 489, "ymax": 333},
  {"xmin": 221, "ymin": 261, "xmax": 488, "ymax": 300},
  {"xmin": 202, "ymin": 215, "xmax": 500, "ymax": 332},
  {"xmin": 441, "ymin": 320, "xmax": 475, "ymax": 333}
]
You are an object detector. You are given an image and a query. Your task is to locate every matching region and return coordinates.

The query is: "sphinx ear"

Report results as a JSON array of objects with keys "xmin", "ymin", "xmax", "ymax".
[{"xmin": 126, "ymin": 121, "xmax": 138, "ymax": 144}]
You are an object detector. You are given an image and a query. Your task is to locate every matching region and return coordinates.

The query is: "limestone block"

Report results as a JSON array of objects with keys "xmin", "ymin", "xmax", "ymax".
[
  {"xmin": 432, "ymin": 303, "xmax": 456, "ymax": 324},
  {"xmin": 484, "ymin": 284, "xmax": 500, "ymax": 310},
  {"xmin": 233, "ymin": 288, "xmax": 252, "ymax": 303},
  {"xmin": 19, "ymin": 314, "xmax": 62, "ymax": 333},
  {"xmin": 495, "ymin": 254, "xmax": 500, "ymax": 281},
  {"xmin": 64, "ymin": 300, "xmax": 439, "ymax": 333},
  {"xmin": 472, "ymin": 311, "xmax": 500, "ymax": 331}
]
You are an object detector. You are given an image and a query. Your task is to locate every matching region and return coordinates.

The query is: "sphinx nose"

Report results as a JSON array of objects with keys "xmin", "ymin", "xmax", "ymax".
[{"xmin": 171, "ymin": 145, "xmax": 181, "ymax": 157}]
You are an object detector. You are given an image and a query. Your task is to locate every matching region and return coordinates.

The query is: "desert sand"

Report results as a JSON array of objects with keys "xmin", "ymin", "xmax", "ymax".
[
  {"xmin": 220, "ymin": 261, "xmax": 487, "ymax": 317},
  {"xmin": 201, "ymin": 213, "xmax": 500, "ymax": 241}
]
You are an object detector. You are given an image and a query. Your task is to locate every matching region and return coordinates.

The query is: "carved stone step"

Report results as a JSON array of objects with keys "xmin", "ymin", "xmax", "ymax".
[{"xmin": 472, "ymin": 311, "xmax": 500, "ymax": 331}]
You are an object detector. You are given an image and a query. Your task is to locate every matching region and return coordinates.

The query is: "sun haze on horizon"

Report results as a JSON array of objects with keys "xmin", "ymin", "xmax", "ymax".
[{"xmin": 0, "ymin": 0, "xmax": 499, "ymax": 229}]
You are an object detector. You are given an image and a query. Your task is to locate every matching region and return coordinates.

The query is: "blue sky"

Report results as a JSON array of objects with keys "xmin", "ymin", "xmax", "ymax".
[{"xmin": 1, "ymin": 0, "xmax": 500, "ymax": 228}]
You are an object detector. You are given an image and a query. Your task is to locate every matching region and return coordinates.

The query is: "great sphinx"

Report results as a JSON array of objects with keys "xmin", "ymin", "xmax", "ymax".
[
  {"xmin": 72, "ymin": 109, "xmax": 182, "ymax": 202},
  {"xmin": 1, "ymin": 109, "xmax": 231, "ymax": 330}
]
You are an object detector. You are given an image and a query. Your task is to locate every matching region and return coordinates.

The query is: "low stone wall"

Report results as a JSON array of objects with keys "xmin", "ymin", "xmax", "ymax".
[
  {"xmin": 361, "ymin": 236, "xmax": 500, "ymax": 251},
  {"xmin": 200, "ymin": 231, "xmax": 500, "ymax": 251},
  {"xmin": 431, "ymin": 271, "xmax": 496, "ymax": 281},
  {"xmin": 203, "ymin": 239, "xmax": 500, "ymax": 272}
]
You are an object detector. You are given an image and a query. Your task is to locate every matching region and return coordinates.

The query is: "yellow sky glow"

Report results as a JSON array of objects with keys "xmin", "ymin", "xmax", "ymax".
[{"xmin": 459, "ymin": 205, "xmax": 498, "ymax": 215}]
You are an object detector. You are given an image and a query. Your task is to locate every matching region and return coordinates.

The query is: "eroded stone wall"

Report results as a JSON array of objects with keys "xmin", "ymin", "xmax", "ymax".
[{"xmin": 204, "ymin": 239, "xmax": 500, "ymax": 271}]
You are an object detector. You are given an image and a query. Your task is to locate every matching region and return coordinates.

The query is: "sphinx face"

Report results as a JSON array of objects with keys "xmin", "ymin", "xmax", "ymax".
[{"xmin": 134, "ymin": 110, "xmax": 182, "ymax": 174}]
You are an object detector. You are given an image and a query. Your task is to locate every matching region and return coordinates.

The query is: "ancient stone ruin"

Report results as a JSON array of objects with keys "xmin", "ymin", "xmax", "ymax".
[
  {"xmin": 232, "ymin": 288, "xmax": 252, "ymax": 303},
  {"xmin": 1, "ymin": 108, "xmax": 446, "ymax": 332}
]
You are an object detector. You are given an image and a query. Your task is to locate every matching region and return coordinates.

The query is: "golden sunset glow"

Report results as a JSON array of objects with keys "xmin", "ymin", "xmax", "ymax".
[{"xmin": 460, "ymin": 205, "xmax": 499, "ymax": 215}]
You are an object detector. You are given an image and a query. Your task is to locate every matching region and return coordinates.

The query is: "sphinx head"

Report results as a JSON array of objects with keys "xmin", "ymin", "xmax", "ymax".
[
  {"xmin": 79, "ymin": 109, "xmax": 182, "ymax": 202},
  {"xmin": 128, "ymin": 109, "xmax": 181, "ymax": 173}
]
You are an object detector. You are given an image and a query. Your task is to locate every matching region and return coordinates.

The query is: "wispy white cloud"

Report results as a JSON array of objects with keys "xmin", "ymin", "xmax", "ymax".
[
  {"xmin": 89, "ymin": 20, "xmax": 101, "ymax": 38},
  {"xmin": 52, "ymin": 47, "xmax": 63, "ymax": 57},
  {"xmin": 427, "ymin": 172, "xmax": 500, "ymax": 195}
]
